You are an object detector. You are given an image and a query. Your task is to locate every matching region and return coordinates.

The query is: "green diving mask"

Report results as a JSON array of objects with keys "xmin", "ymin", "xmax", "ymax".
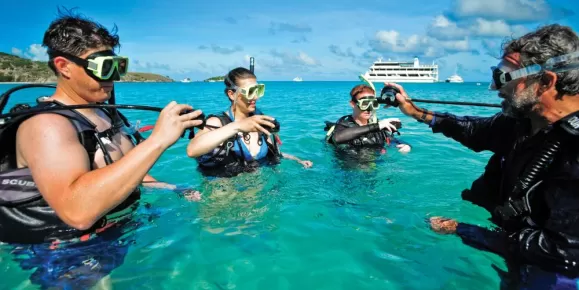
[
  {"xmin": 231, "ymin": 83, "xmax": 265, "ymax": 101},
  {"xmin": 50, "ymin": 49, "xmax": 129, "ymax": 81},
  {"xmin": 356, "ymin": 96, "xmax": 379, "ymax": 111}
]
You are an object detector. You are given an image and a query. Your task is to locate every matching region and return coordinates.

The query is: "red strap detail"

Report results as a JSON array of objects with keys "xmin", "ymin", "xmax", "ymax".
[
  {"xmin": 138, "ymin": 125, "xmax": 154, "ymax": 132},
  {"xmin": 275, "ymin": 135, "xmax": 282, "ymax": 145}
]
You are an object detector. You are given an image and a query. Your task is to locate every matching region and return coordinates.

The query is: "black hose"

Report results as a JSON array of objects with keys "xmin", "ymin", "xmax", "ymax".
[
  {"xmin": 0, "ymin": 84, "xmax": 56, "ymax": 113},
  {"xmin": 407, "ymin": 98, "xmax": 502, "ymax": 108},
  {"xmin": 0, "ymin": 103, "xmax": 163, "ymax": 121}
]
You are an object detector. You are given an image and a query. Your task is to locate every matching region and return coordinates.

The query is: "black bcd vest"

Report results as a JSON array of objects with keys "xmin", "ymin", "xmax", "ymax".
[{"xmin": 0, "ymin": 100, "xmax": 142, "ymax": 244}]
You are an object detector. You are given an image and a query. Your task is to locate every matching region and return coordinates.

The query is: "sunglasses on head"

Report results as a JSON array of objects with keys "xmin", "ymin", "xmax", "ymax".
[
  {"xmin": 355, "ymin": 95, "xmax": 379, "ymax": 111},
  {"xmin": 50, "ymin": 50, "xmax": 129, "ymax": 81}
]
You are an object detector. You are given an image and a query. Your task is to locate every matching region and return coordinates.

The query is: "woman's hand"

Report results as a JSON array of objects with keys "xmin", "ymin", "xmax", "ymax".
[{"xmin": 235, "ymin": 115, "xmax": 276, "ymax": 136}]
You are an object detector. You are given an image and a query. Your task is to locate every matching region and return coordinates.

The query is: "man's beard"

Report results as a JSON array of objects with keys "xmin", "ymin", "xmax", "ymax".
[{"xmin": 501, "ymin": 86, "xmax": 540, "ymax": 119}]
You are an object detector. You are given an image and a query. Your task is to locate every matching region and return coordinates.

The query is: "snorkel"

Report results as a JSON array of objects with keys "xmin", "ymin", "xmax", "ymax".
[
  {"xmin": 0, "ymin": 84, "xmax": 206, "ymax": 138},
  {"xmin": 357, "ymin": 74, "xmax": 380, "ymax": 124}
]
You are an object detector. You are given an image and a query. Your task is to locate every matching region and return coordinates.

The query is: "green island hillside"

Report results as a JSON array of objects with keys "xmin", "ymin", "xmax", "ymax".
[
  {"xmin": 0, "ymin": 52, "xmax": 174, "ymax": 83},
  {"xmin": 203, "ymin": 76, "xmax": 224, "ymax": 82}
]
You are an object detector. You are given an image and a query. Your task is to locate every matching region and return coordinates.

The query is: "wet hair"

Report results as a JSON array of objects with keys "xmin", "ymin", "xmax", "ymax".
[
  {"xmin": 502, "ymin": 24, "xmax": 579, "ymax": 95},
  {"xmin": 349, "ymin": 84, "xmax": 375, "ymax": 102},
  {"xmin": 42, "ymin": 7, "xmax": 120, "ymax": 74},
  {"xmin": 224, "ymin": 67, "xmax": 256, "ymax": 97}
]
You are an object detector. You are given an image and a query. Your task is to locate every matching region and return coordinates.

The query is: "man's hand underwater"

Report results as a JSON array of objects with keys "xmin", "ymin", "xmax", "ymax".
[{"xmin": 429, "ymin": 216, "xmax": 458, "ymax": 234}]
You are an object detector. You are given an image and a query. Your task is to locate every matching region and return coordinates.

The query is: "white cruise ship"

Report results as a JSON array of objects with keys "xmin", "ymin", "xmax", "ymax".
[
  {"xmin": 293, "ymin": 77, "xmax": 303, "ymax": 82},
  {"xmin": 362, "ymin": 57, "xmax": 438, "ymax": 83}
]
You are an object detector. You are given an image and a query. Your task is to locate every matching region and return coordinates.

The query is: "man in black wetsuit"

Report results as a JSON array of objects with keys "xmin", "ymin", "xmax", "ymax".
[
  {"xmin": 325, "ymin": 84, "xmax": 411, "ymax": 154},
  {"xmin": 0, "ymin": 11, "xmax": 203, "ymax": 289},
  {"xmin": 389, "ymin": 24, "xmax": 579, "ymax": 289}
]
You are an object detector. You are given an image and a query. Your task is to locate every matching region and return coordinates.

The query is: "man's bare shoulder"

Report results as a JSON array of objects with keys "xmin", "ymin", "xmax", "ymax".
[
  {"xmin": 16, "ymin": 113, "xmax": 84, "ymax": 161},
  {"xmin": 17, "ymin": 113, "xmax": 79, "ymax": 140}
]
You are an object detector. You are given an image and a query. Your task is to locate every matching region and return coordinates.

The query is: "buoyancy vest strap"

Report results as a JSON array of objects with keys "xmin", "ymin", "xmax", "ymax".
[
  {"xmin": 196, "ymin": 113, "xmax": 237, "ymax": 167},
  {"xmin": 38, "ymin": 101, "xmax": 117, "ymax": 166}
]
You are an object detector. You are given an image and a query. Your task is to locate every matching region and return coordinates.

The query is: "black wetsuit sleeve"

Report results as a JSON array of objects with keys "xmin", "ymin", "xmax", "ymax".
[
  {"xmin": 457, "ymin": 179, "xmax": 579, "ymax": 275},
  {"xmin": 456, "ymin": 223, "xmax": 508, "ymax": 257},
  {"xmin": 430, "ymin": 112, "xmax": 517, "ymax": 154},
  {"xmin": 506, "ymin": 180, "xmax": 579, "ymax": 274},
  {"xmin": 331, "ymin": 123, "xmax": 380, "ymax": 144}
]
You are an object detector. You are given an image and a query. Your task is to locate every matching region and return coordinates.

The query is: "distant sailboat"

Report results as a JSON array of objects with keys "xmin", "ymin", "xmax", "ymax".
[{"xmin": 293, "ymin": 77, "xmax": 303, "ymax": 82}]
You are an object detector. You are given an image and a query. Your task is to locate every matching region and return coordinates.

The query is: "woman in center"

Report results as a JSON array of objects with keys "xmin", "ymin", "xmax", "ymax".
[{"xmin": 186, "ymin": 67, "xmax": 312, "ymax": 178}]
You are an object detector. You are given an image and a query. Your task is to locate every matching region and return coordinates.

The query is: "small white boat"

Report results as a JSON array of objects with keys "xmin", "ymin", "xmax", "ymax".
[
  {"xmin": 181, "ymin": 78, "xmax": 191, "ymax": 83},
  {"xmin": 293, "ymin": 77, "xmax": 303, "ymax": 82},
  {"xmin": 445, "ymin": 66, "xmax": 464, "ymax": 83},
  {"xmin": 445, "ymin": 74, "xmax": 464, "ymax": 83}
]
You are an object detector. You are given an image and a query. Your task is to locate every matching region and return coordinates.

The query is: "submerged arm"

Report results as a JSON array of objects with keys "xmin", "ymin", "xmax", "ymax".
[{"xmin": 141, "ymin": 174, "xmax": 177, "ymax": 189}]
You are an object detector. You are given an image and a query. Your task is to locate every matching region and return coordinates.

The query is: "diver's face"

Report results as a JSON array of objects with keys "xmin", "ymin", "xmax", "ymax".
[
  {"xmin": 55, "ymin": 46, "xmax": 115, "ymax": 103},
  {"xmin": 229, "ymin": 78, "xmax": 258, "ymax": 114},
  {"xmin": 495, "ymin": 57, "xmax": 542, "ymax": 119},
  {"xmin": 350, "ymin": 92, "xmax": 376, "ymax": 121}
]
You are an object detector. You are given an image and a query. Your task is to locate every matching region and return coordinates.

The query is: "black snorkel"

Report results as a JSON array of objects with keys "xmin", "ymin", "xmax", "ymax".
[{"xmin": 0, "ymin": 83, "xmax": 205, "ymax": 138}]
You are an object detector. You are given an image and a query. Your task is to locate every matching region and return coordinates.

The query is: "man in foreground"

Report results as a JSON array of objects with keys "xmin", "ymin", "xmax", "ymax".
[
  {"xmin": 0, "ymin": 11, "xmax": 202, "ymax": 289},
  {"xmin": 389, "ymin": 24, "xmax": 579, "ymax": 289}
]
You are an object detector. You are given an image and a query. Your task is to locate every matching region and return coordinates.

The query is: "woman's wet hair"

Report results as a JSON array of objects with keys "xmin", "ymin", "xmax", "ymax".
[
  {"xmin": 224, "ymin": 67, "xmax": 257, "ymax": 96},
  {"xmin": 349, "ymin": 84, "xmax": 375, "ymax": 102}
]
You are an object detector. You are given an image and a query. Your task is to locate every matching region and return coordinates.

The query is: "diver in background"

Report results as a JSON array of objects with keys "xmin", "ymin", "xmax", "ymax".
[
  {"xmin": 186, "ymin": 67, "xmax": 313, "ymax": 178},
  {"xmin": 325, "ymin": 83, "xmax": 412, "ymax": 154}
]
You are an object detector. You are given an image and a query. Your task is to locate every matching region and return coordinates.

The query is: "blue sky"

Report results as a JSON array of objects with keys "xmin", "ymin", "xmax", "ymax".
[{"xmin": 1, "ymin": 0, "xmax": 577, "ymax": 81}]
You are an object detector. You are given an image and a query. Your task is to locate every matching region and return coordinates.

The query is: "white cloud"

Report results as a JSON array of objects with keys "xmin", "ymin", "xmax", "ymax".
[
  {"xmin": 27, "ymin": 44, "xmax": 48, "ymax": 61},
  {"xmin": 427, "ymin": 15, "xmax": 469, "ymax": 40},
  {"xmin": 198, "ymin": 44, "xmax": 243, "ymax": 55},
  {"xmin": 439, "ymin": 38, "xmax": 470, "ymax": 52},
  {"xmin": 371, "ymin": 30, "xmax": 429, "ymax": 54},
  {"xmin": 427, "ymin": 15, "xmax": 529, "ymax": 41},
  {"xmin": 368, "ymin": 29, "xmax": 473, "ymax": 58},
  {"xmin": 131, "ymin": 59, "xmax": 172, "ymax": 72},
  {"xmin": 11, "ymin": 48, "xmax": 23, "ymax": 56},
  {"xmin": 470, "ymin": 18, "xmax": 528, "ymax": 38},
  {"xmin": 268, "ymin": 49, "xmax": 320, "ymax": 67},
  {"xmin": 450, "ymin": 0, "xmax": 571, "ymax": 22},
  {"xmin": 10, "ymin": 44, "xmax": 48, "ymax": 61},
  {"xmin": 297, "ymin": 52, "xmax": 317, "ymax": 66}
]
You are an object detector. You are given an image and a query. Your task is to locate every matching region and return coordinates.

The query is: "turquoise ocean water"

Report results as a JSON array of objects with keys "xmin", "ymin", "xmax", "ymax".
[{"xmin": 0, "ymin": 81, "xmax": 505, "ymax": 289}]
